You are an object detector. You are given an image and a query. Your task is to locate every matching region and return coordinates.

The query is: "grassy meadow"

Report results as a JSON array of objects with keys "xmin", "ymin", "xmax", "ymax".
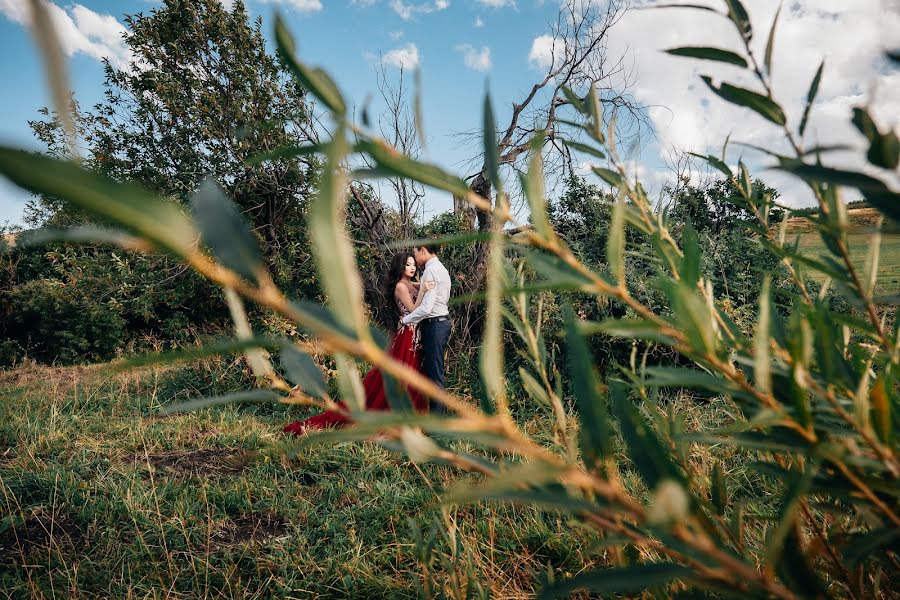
[
  {"xmin": 788, "ymin": 208, "xmax": 900, "ymax": 296},
  {"xmin": 0, "ymin": 360, "xmax": 775, "ymax": 599}
]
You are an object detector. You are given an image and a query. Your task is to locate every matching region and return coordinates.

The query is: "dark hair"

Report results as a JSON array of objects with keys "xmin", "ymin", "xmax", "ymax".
[
  {"xmin": 416, "ymin": 239, "xmax": 440, "ymax": 255},
  {"xmin": 382, "ymin": 251, "xmax": 415, "ymax": 328}
]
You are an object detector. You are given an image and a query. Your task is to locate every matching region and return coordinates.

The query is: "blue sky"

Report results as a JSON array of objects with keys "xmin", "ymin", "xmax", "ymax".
[{"xmin": 2, "ymin": 0, "xmax": 898, "ymax": 227}]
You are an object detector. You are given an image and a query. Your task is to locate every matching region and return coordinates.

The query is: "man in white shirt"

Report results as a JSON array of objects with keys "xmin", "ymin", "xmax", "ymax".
[{"xmin": 402, "ymin": 241, "xmax": 452, "ymax": 411}]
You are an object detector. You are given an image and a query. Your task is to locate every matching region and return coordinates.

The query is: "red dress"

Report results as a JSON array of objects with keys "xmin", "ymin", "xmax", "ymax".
[{"xmin": 283, "ymin": 289, "xmax": 427, "ymax": 434}]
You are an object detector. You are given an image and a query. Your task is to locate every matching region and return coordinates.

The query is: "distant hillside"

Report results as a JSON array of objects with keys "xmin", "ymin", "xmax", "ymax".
[{"xmin": 786, "ymin": 207, "xmax": 891, "ymax": 233}]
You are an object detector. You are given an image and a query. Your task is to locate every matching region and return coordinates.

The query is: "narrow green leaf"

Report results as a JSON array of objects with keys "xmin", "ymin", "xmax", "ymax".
[
  {"xmin": 607, "ymin": 195, "xmax": 625, "ymax": 284},
  {"xmin": 159, "ymin": 390, "xmax": 283, "ymax": 415},
  {"xmin": 191, "ymin": 179, "xmax": 265, "ymax": 283},
  {"xmin": 483, "ymin": 91, "xmax": 501, "ymax": 192},
  {"xmin": 647, "ymin": 3, "xmax": 719, "ymax": 13},
  {"xmin": 382, "ymin": 370, "xmax": 414, "ymax": 414},
  {"xmin": 766, "ymin": 458, "xmax": 820, "ymax": 564},
  {"xmin": 520, "ymin": 368, "xmax": 551, "ymax": 406},
  {"xmin": 274, "ymin": 15, "xmax": 346, "ymax": 116},
  {"xmin": 687, "ymin": 152, "xmax": 732, "ymax": 178},
  {"xmin": 561, "ymin": 85, "xmax": 588, "ymax": 115},
  {"xmin": 387, "ymin": 231, "xmax": 492, "ymax": 250},
  {"xmin": 764, "ymin": 3, "xmax": 782, "ymax": 74},
  {"xmin": 15, "ymin": 226, "xmax": 143, "ymax": 250},
  {"xmin": 357, "ymin": 139, "xmax": 470, "ymax": 197},
  {"xmin": 852, "ymin": 106, "xmax": 900, "ymax": 169},
  {"xmin": 754, "ymin": 276, "xmax": 772, "ymax": 394},
  {"xmin": 524, "ymin": 131, "xmax": 551, "ymax": 237},
  {"xmin": 587, "ymin": 83, "xmax": 605, "ymax": 144},
  {"xmin": 561, "ymin": 139, "xmax": 606, "ymax": 160},
  {"xmin": 566, "ymin": 305, "xmax": 612, "ymax": 468},
  {"xmin": 480, "ymin": 213, "xmax": 508, "ymax": 415},
  {"xmin": 0, "ymin": 147, "xmax": 197, "ymax": 257},
  {"xmin": 108, "ymin": 337, "xmax": 280, "ymax": 373},
  {"xmin": 724, "ymin": 0, "xmax": 752, "ymax": 41},
  {"xmin": 525, "ymin": 251, "xmax": 596, "ymax": 290},
  {"xmin": 799, "ymin": 60, "xmax": 824, "ymax": 137},
  {"xmin": 612, "ymin": 380, "xmax": 684, "ymax": 487},
  {"xmin": 841, "ymin": 528, "xmax": 900, "ymax": 567},
  {"xmin": 592, "ymin": 166, "xmax": 624, "ymax": 188},
  {"xmin": 680, "ymin": 221, "xmax": 700, "ymax": 287},
  {"xmin": 580, "ymin": 319, "xmax": 675, "ymax": 344},
  {"xmin": 539, "ymin": 563, "xmax": 693, "ymax": 599},
  {"xmin": 311, "ymin": 133, "xmax": 369, "ymax": 337},
  {"xmin": 711, "ymin": 461, "xmax": 727, "ymax": 515},
  {"xmin": 280, "ymin": 344, "xmax": 327, "ymax": 399},
  {"xmin": 665, "ymin": 46, "xmax": 748, "ymax": 68},
  {"xmin": 701, "ymin": 77, "xmax": 786, "ymax": 125}
]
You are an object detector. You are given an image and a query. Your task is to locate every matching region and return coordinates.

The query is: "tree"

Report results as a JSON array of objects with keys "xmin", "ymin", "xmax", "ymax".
[
  {"xmin": 458, "ymin": 0, "xmax": 647, "ymax": 306},
  {"xmin": 6, "ymin": 0, "xmax": 322, "ymax": 363},
  {"xmin": 30, "ymin": 0, "xmax": 318, "ymax": 274}
]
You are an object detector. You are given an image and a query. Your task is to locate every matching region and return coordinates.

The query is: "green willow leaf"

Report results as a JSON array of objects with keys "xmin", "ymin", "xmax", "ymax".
[
  {"xmin": 274, "ymin": 15, "xmax": 346, "ymax": 116},
  {"xmin": 191, "ymin": 179, "xmax": 265, "ymax": 283},
  {"xmin": 711, "ymin": 461, "xmax": 727, "ymax": 515},
  {"xmin": 310, "ymin": 133, "xmax": 369, "ymax": 337},
  {"xmin": 607, "ymin": 196, "xmax": 625, "ymax": 284},
  {"xmin": 382, "ymin": 370, "xmax": 414, "ymax": 414},
  {"xmin": 566, "ymin": 305, "xmax": 612, "ymax": 468},
  {"xmin": 525, "ymin": 251, "xmax": 596, "ymax": 290},
  {"xmin": 15, "ymin": 226, "xmax": 143, "ymax": 250},
  {"xmin": 483, "ymin": 91, "xmax": 501, "ymax": 192},
  {"xmin": 280, "ymin": 344, "xmax": 327, "ymax": 399},
  {"xmin": 357, "ymin": 140, "xmax": 470, "ymax": 197},
  {"xmin": 539, "ymin": 563, "xmax": 693, "ymax": 599},
  {"xmin": 724, "ymin": 0, "xmax": 752, "ymax": 41},
  {"xmin": 764, "ymin": 2, "xmax": 782, "ymax": 74},
  {"xmin": 560, "ymin": 85, "xmax": 588, "ymax": 115},
  {"xmin": 665, "ymin": 46, "xmax": 748, "ymax": 68},
  {"xmin": 680, "ymin": 221, "xmax": 700, "ymax": 287},
  {"xmin": 524, "ymin": 131, "xmax": 551, "ymax": 238},
  {"xmin": 479, "ymin": 206, "xmax": 508, "ymax": 415},
  {"xmin": 799, "ymin": 60, "xmax": 824, "ymax": 137},
  {"xmin": 0, "ymin": 147, "xmax": 197, "ymax": 257},
  {"xmin": 159, "ymin": 390, "xmax": 283, "ymax": 415},
  {"xmin": 852, "ymin": 107, "xmax": 900, "ymax": 170},
  {"xmin": 687, "ymin": 152, "xmax": 732, "ymax": 178},
  {"xmin": 701, "ymin": 77, "xmax": 786, "ymax": 125},
  {"xmin": 613, "ymin": 382, "xmax": 685, "ymax": 488},
  {"xmin": 561, "ymin": 139, "xmax": 606, "ymax": 160},
  {"xmin": 387, "ymin": 231, "xmax": 493, "ymax": 250},
  {"xmin": 579, "ymin": 319, "xmax": 675, "ymax": 344},
  {"xmin": 753, "ymin": 276, "xmax": 772, "ymax": 394},
  {"xmin": 108, "ymin": 337, "xmax": 280, "ymax": 373},
  {"xmin": 592, "ymin": 166, "xmax": 624, "ymax": 188},
  {"xmin": 841, "ymin": 528, "xmax": 900, "ymax": 567}
]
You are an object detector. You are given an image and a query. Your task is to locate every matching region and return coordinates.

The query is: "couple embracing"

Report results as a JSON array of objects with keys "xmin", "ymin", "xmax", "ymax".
[{"xmin": 284, "ymin": 242, "xmax": 452, "ymax": 435}]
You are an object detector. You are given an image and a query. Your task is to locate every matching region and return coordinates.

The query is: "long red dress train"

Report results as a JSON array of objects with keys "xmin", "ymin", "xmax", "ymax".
[{"xmin": 283, "ymin": 321, "xmax": 427, "ymax": 435}]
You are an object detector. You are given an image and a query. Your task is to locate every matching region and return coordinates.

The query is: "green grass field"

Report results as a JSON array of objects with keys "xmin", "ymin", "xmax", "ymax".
[
  {"xmin": 0, "ymin": 360, "xmax": 776, "ymax": 599},
  {"xmin": 795, "ymin": 232, "xmax": 900, "ymax": 298}
]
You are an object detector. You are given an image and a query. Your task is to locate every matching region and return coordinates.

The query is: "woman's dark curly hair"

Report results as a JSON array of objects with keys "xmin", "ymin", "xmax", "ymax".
[{"xmin": 381, "ymin": 251, "xmax": 415, "ymax": 329}]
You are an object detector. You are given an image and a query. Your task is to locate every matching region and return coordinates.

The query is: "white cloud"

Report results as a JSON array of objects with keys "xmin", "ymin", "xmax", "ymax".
[
  {"xmin": 389, "ymin": 30, "xmax": 404, "ymax": 40},
  {"xmin": 473, "ymin": 16, "xmax": 484, "ymax": 27},
  {"xmin": 475, "ymin": 0, "xmax": 514, "ymax": 6},
  {"xmin": 390, "ymin": 0, "xmax": 449, "ymax": 20},
  {"xmin": 352, "ymin": 0, "xmax": 377, "ymax": 5},
  {"xmin": 259, "ymin": 0, "xmax": 323, "ymax": 12},
  {"xmin": 0, "ymin": 0, "xmax": 132, "ymax": 70},
  {"xmin": 528, "ymin": 34, "xmax": 563, "ymax": 70},
  {"xmin": 383, "ymin": 42, "xmax": 420, "ymax": 68},
  {"xmin": 456, "ymin": 44, "xmax": 491, "ymax": 72},
  {"xmin": 603, "ymin": 0, "xmax": 900, "ymax": 206}
]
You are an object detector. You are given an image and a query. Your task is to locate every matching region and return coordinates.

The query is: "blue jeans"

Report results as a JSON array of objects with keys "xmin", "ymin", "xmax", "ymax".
[{"xmin": 420, "ymin": 318, "xmax": 451, "ymax": 413}]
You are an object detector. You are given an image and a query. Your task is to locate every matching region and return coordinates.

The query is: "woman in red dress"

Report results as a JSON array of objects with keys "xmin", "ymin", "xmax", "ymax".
[{"xmin": 283, "ymin": 252, "xmax": 434, "ymax": 435}]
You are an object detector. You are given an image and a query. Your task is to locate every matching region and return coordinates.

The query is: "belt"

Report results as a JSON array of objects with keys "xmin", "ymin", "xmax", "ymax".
[{"xmin": 422, "ymin": 315, "xmax": 450, "ymax": 325}]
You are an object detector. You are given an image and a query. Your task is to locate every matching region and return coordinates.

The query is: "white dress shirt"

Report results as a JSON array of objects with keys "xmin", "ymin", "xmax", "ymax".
[{"xmin": 402, "ymin": 256, "xmax": 451, "ymax": 325}]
